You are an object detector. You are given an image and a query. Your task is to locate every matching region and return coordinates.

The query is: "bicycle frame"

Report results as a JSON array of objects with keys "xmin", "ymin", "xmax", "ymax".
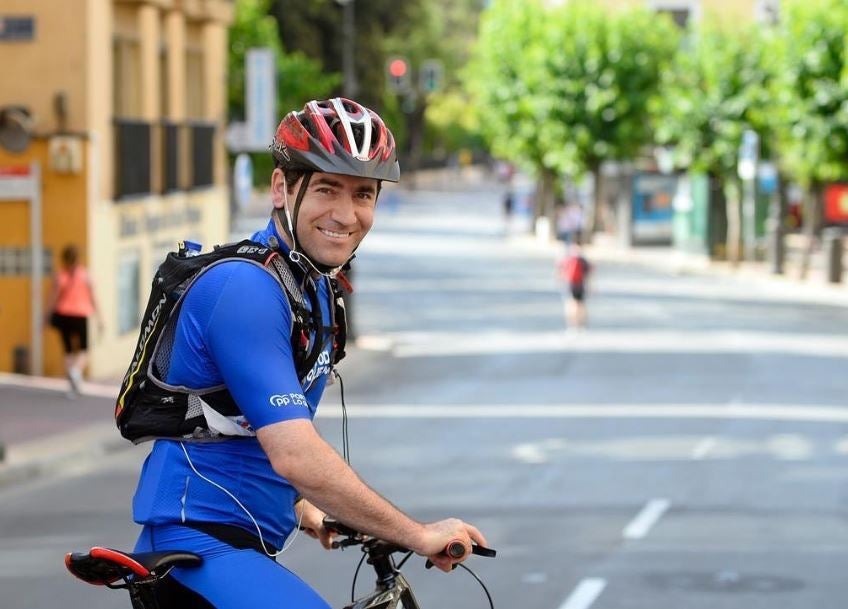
[{"xmin": 346, "ymin": 572, "xmax": 421, "ymax": 609}]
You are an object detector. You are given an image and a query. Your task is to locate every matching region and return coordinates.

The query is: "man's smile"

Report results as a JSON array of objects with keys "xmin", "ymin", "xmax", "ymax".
[{"xmin": 317, "ymin": 227, "xmax": 353, "ymax": 239}]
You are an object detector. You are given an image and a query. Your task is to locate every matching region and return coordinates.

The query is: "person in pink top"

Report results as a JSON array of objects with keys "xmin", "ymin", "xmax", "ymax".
[{"xmin": 46, "ymin": 244, "xmax": 102, "ymax": 394}]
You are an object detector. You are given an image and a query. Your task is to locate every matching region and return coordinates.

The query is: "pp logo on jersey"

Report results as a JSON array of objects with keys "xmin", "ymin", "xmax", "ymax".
[
  {"xmin": 269, "ymin": 393, "xmax": 309, "ymax": 408},
  {"xmin": 237, "ymin": 245, "xmax": 269, "ymax": 255}
]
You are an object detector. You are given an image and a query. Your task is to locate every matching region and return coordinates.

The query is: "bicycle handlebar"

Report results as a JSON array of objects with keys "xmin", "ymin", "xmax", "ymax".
[{"xmin": 321, "ymin": 517, "xmax": 497, "ymax": 567}]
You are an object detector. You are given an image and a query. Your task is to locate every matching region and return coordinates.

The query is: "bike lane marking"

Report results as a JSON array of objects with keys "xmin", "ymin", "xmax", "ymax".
[
  {"xmin": 558, "ymin": 578, "xmax": 607, "ymax": 609},
  {"xmin": 623, "ymin": 498, "xmax": 671, "ymax": 540}
]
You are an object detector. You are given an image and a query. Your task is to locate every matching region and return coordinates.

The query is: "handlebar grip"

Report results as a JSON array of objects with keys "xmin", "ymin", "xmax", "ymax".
[
  {"xmin": 322, "ymin": 517, "xmax": 358, "ymax": 537},
  {"xmin": 446, "ymin": 541, "xmax": 466, "ymax": 559}
]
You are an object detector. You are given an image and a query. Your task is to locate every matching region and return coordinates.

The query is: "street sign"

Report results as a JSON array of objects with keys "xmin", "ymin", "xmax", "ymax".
[
  {"xmin": 246, "ymin": 48, "xmax": 276, "ymax": 152},
  {"xmin": 0, "ymin": 165, "xmax": 35, "ymax": 200},
  {"xmin": 233, "ymin": 154, "xmax": 253, "ymax": 212},
  {"xmin": 386, "ymin": 57, "xmax": 411, "ymax": 93},
  {"xmin": 420, "ymin": 59, "xmax": 444, "ymax": 94},
  {"xmin": 757, "ymin": 161, "xmax": 778, "ymax": 195},
  {"xmin": 737, "ymin": 129, "xmax": 759, "ymax": 181}
]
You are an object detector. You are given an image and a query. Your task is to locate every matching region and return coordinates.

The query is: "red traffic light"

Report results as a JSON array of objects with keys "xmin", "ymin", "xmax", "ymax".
[{"xmin": 389, "ymin": 59, "xmax": 408, "ymax": 78}]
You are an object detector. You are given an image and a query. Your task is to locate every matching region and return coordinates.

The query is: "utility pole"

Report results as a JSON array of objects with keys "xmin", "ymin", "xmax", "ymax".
[
  {"xmin": 338, "ymin": 0, "xmax": 358, "ymax": 98},
  {"xmin": 336, "ymin": 0, "xmax": 358, "ymax": 339}
]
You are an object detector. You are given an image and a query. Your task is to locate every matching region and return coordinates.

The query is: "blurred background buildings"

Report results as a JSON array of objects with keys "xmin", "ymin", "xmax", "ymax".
[
  {"xmin": 0, "ymin": 0, "xmax": 845, "ymax": 380},
  {"xmin": 0, "ymin": 0, "xmax": 233, "ymax": 377}
]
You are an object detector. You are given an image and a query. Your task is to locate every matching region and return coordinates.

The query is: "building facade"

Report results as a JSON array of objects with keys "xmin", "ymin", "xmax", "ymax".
[{"xmin": 0, "ymin": 0, "xmax": 234, "ymax": 378}]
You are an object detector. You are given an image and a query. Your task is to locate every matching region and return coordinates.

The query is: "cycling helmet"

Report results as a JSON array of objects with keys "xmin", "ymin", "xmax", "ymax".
[{"xmin": 271, "ymin": 98, "xmax": 400, "ymax": 183}]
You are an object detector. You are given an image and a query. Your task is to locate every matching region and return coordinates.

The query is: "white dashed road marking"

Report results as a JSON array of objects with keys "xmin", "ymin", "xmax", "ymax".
[
  {"xmin": 623, "ymin": 498, "xmax": 671, "ymax": 540},
  {"xmin": 558, "ymin": 578, "xmax": 607, "ymax": 609},
  {"xmin": 691, "ymin": 436, "xmax": 717, "ymax": 460}
]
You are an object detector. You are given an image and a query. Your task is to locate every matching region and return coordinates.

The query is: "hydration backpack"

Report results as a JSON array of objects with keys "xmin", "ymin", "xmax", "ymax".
[{"xmin": 114, "ymin": 239, "xmax": 348, "ymax": 443}]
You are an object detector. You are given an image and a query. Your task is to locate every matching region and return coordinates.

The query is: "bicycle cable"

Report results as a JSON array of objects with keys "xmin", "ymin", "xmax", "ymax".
[
  {"xmin": 351, "ymin": 552, "xmax": 367, "ymax": 602},
  {"xmin": 333, "ymin": 368, "xmax": 350, "ymax": 464},
  {"xmin": 179, "ymin": 442, "xmax": 304, "ymax": 558},
  {"xmin": 349, "ymin": 548, "xmax": 494, "ymax": 608},
  {"xmin": 456, "ymin": 562, "xmax": 495, "ymax": 609}
]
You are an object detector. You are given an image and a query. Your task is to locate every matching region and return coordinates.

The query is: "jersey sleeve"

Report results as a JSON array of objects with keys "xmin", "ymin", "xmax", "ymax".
[{"xmin": 201, "ymin": 261, "xmax": 313, "ymax": 429}]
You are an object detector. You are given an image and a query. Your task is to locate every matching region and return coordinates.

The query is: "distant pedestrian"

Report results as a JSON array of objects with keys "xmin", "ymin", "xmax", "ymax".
[
  {"xmin": 46, "ymin": 244, "xmax": 102, "ymax": 394},
  {"xmin": 503, "ymin": 188, "xmax": 515, "ymax": 218},
  {"xmin": 556, "ymin": 202, "xmax": 584, "ymax": 244},
  {"xmin": 557, "ymin": 243, "xmax": 591, "ymax": 330}
]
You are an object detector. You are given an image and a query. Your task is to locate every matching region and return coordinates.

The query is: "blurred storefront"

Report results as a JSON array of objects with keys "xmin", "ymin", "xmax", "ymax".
[{"xmin": 0, "ymin": 0, "xmax": 233, "ymax": 378}]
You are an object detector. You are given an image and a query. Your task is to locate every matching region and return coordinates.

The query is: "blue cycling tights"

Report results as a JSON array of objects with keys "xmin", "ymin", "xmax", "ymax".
[{"xmin": 135, "ymin": 525, "xmax": 332, "ymax": 609}]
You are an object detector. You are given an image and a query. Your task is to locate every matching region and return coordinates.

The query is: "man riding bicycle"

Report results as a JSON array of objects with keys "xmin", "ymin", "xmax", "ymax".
[{"xmin": 129, "ymin": 98, "xmax": 487, "ymax": 608}]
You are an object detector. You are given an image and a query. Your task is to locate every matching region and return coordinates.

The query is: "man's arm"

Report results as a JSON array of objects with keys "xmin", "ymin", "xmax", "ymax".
[{"xmin": 257, "ymin": 419, "xmax": 485, "ymax": 570}]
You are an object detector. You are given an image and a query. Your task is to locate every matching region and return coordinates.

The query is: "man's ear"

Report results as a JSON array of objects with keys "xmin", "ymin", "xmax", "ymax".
[{"xmin": 271, "ymin": 168, "xmax": 286, "ymax": 210}]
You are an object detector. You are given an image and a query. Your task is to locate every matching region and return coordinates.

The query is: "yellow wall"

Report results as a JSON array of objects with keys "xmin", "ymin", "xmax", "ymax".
[
  {"xmin": 0, "ymin": 141, "xmax": 89, "ymax": 377},
  {"xmin": 0, "ymin": 0, "xmax": 88, "ymax": 134},
  {"xmin": 0, "ymin": 0, "xmax": 233, "ymax": 379}
]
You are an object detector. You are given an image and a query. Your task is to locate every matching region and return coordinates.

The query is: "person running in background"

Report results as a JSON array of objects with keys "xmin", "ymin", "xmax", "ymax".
[
  {"xmin": 557, "ymin": 243, "xmax": 591, "ymax": 330},
  {"xmin": 47, "ymin": 244, "xmax": 102, "ymax": 394}
]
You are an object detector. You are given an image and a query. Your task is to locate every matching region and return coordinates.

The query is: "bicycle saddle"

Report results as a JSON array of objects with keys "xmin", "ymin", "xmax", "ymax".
[{"xmin": 65, "ymin": 547, "xmax": 202, "ymax": 585}]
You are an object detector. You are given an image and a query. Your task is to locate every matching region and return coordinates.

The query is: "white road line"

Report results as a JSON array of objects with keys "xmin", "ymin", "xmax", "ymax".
[
  {"xmin": 691, "ymin": 436, "xmax": 717, "ymax": 460},
  {"xmin": 623, "ymin": 498, "xmax": 671, "ymax": 540},
  {"xmin": 558, "ymin": 578, "xmax": 607, "ymax": 609},
  {"xmin": 314, "ymin": 403, "xmax": 848, "ymax": 424}
]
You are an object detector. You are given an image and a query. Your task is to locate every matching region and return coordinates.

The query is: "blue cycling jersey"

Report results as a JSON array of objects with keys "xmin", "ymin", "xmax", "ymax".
[{"xmin": 132, "ymin": 219, "xmax": 334, "ymax": 551}]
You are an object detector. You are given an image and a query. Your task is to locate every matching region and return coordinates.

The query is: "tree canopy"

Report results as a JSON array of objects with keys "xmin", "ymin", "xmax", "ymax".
[
  {"xmin": 653, "ymin": 19, "xmax": 775, "ymax": 180},
  {"xmin": 770, "ymin": 0, "xmax": 848, "ymax": 187},
  {"xmin": 468, "ymin": 0, "xmax": 678, "ymax": 180}
]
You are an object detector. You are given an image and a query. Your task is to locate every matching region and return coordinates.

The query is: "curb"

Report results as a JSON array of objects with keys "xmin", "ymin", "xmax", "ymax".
[
  {"xmin": 0, "ymin": 373, "xmax": 129, "ymax": 489},
  {"xmin": 0, "ymin": 421, "xmax": 130, "ymax": 489}
]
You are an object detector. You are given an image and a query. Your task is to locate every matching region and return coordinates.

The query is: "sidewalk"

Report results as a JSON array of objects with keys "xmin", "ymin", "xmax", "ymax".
[
  {"xmin": 580, "ymin": 233, "xmax": 848, "ymax": 308},
  {"xmin": 0, "ymin": 373, "xmax": 124, "ymax": 488}
]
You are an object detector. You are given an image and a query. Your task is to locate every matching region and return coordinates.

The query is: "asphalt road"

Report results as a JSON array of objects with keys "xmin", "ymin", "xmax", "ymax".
[{"xmin": 2, "ymin": 179, "xmax": 848, "ymax": 609}]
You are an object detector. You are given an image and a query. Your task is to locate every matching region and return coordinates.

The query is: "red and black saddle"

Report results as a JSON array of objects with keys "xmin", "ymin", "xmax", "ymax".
[{"xmin": 65, "ymin": 547, "xmax": 202, "ymax": 587}]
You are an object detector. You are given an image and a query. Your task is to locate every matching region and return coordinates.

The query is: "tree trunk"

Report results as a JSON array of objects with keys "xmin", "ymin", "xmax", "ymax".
[
  {"xmin": 798, "ymin": 183, "xmax": 823, "ymax": 280},
  {"xmin": 404, "ymin": 101, "xmax": 427, "ymax": 191},
  {"xmin": 585, "ymin": 165, "xmax": 603, "ymax": 236},
  {"xmin": 533, "ymin": 168, "xmax": 557, "ymax": 240},
  {"xmin": 724, "ymin": 178, "xmax": 742, "ymax": 266}
]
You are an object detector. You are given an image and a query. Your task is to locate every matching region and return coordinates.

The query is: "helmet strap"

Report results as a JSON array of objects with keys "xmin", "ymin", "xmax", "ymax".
[{"xmin": 274, "ymin": 171, "xmax": 349, "ymax": 278}]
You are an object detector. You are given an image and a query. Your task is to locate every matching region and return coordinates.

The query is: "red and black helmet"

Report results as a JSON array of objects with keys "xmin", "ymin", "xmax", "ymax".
[{"xmin": 271, "ymin": 98, "xmax": 400, "ymax": 183}]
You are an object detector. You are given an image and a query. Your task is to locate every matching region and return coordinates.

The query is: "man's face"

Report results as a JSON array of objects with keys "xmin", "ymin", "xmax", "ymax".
[{"xmin": 272, "ymin": 170, "xmax": 379, "ymax": 268}]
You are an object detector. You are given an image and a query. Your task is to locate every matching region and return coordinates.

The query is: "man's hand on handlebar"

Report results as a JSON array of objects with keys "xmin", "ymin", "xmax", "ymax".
[
  {"xmin": 416, "ymin": 518, "xmax": 487, "ymax": 573},
  {"xmin": 296, "ymin": 499, "xmax": 339, "ymax": 550}
]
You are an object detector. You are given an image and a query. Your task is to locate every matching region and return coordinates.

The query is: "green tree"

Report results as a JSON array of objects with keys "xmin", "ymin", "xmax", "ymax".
[
  {"xmin": 654, "ymin": 19, "xmax": 775, "ymax": 263},
  {"xmin": 383, "ymin": 0, "xmax": 487, "ymax": 175},
  {"xmin": 770, "ymin": 0, "xmax": 848, "ymax": 276},
  {"xmin": 268, "ymin": 0, "xmax": 421, "ymax": 111},
  {"xmin": 467, "ymin": 0, "xmax": 553, "ymax": 207},
  {"xmin": 229, "ymin": 0, "xmax": 339, "ymax": 183},
  {"xmin": 541, "ymin": 2, "xmax": 679, "ymax": 232},
  {"xmin": 469, "ymin": 0, "xmax": 678, "ymax": 233}
]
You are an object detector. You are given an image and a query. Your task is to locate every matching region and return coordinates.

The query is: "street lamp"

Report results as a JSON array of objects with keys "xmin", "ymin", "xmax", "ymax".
[{"xmin": 334, "ymin": 0, "xmax": 358, "ymax": 98}]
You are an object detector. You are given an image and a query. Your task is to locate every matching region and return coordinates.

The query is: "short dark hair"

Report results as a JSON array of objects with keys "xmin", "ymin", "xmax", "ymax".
[{"xmin": 61, "ymin": 244, "xmax": 79, "ymax": 268}]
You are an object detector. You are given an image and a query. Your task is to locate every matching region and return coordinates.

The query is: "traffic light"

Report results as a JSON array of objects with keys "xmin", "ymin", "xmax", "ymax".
[
  {"xmin": 386, "ymin": 57, "xmax": 411, "ymax": 93},
  {"xmin": 420, "ymin": 59, "xmax": 444, "ymax": 94}
]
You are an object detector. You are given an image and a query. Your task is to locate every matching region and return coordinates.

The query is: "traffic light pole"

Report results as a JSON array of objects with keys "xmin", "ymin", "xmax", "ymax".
[
  {"xmin": 336, "ymin": 0, "xmax": 358, "ymax": 339},
  {"xmin": 340, "ymin": 0, "xmax": 358, "ymax": 99}
]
